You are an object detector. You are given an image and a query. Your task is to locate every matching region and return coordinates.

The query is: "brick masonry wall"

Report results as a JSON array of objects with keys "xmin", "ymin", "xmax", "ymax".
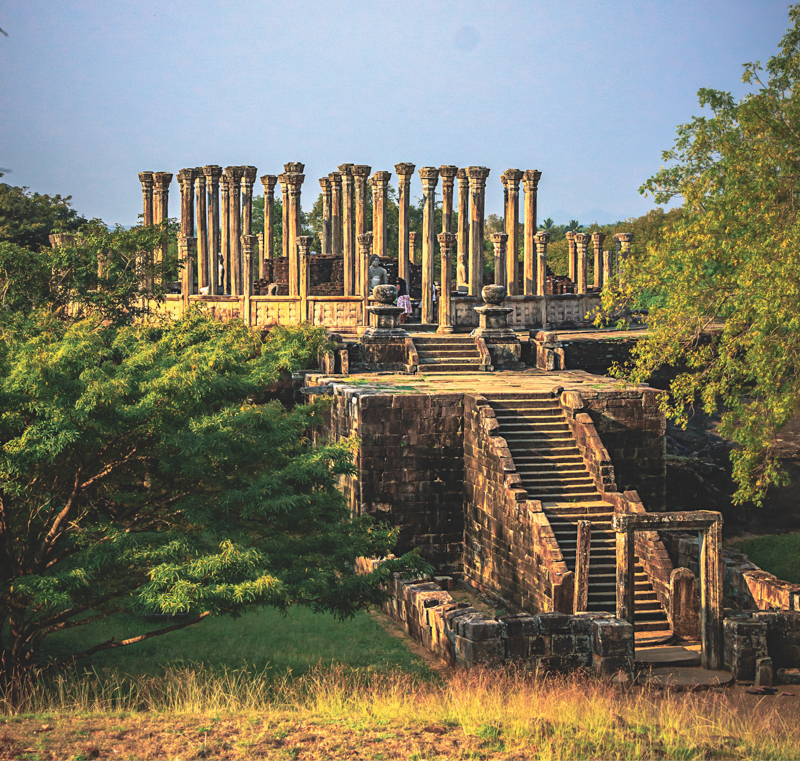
[
  {"xmin": 357, "ymin": 559, "xmax": 634, "ymax": 675},
  {"xmin": 724, "ymin": 612, "xmax": 800, "ymax": 681},
  {"xmin": 462, "ymin": 394, "xmax": 574, "ymax": 614},
  {"xmin": 324, "ymin": 389, "xmax": 465, "ymax": 573},
  {"xmin": 663, "ymin": 532, "xmax": 800, "ymax": 612}
]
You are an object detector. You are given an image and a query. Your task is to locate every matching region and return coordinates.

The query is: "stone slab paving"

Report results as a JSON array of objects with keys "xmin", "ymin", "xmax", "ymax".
[
  {"xmin": 642, "ymin": 667, "xmax": 734, "ymax": 691},
  {"xmin": 635, "ymin": 645, "xmax": 702, "ymax": 668}
]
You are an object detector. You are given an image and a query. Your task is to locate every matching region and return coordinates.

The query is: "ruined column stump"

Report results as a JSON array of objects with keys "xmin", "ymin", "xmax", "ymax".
[{"xmin": 471, "ymin": 285, "xmax": 523, "ymax": 369}]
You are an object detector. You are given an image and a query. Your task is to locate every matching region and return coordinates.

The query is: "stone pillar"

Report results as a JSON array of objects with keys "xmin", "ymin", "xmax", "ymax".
[
  {"xmin": 491, "ymin": 233, "xmax": 508, "ymax": 288},
  {"xmin": 353, "ymin": 165, "xmax": 371, "ymax": 239},
  {"xmin": 419, "ymin": 167, "xmax": 440, "ymax": 325},
  {"xmin": 371, "ymin": 170, "xmax": 391, "ymax": 260},
  {"xmin": 592, "ymin": 232, "xmax": 606, "ymax": 289},
  {"xmin": 456, "ymin": 168, "xmax": 469, "ymax": 291},
  {"xmin": 220, "ymin": 174, "xmax": 230, "ymax": 294},
  {"xmin": 602, "ymin": 249, "xmax": 613, "ymax": 286},
  {"xmin": 358, "ymin": 231, "xmax": 373, "ymax": 324},
  {"xmin": 439, "ymin": 165, "xmax": 458, "ymax": 235},
  {"xmin": 286, "ymin": 172, "xmax": 305, "ymax": 297},
  {"xmin": 240, "ymin": 166, "xmax": 257, "ymax": 236},
  {"xmin": 177, "ymin": 168, "xmax": 197, "ymax": 238},
  {"xmin": 522, "ymin": 170, "xmax": 541, "ymax": 296},
  {"xmin": 566, "ymin": 231, "xmax": 577, "ymax": 283},
  {"xmin": 139, "ymin": 172, "xmax": 154, "ymax": 226},
  {"xmin": 339, "ymin": 164, "xmax": 355, "ymax": 295},
  {"xmin": 503, "ymin": 169, "xmax": 523, "ymax": 295},
  {"xmin": 242, "ymin": 234, "xmax": 257, "ymax": 326},
  {"xmin": 575, "ymin": 232, "xmax": 590, "ymax": 294},
  {"xmin": 617, "ymin": 232, "xmax": 633, "ymax": 259},
  {"xmin": 152, "ymin": 172, "xmax": 172, "ymax": 280},
  {"xmin": 328, "ymin": 171, "xmax": 342, "ymax": 257},
  {"xmin": 204, "ymin": 165, "xmax": 222, "ymax": 295},
  {"xmin": 224, "ymin": 166, "xmax": 244, "ymax": 296},
  {"xmin": 409, "ymin": 231, "xmax": 418, "ymax": 265},
  {"xmin": 437, "ymin": 232, "xmax": 456, "ymax": 334},
  {"xmin": 319, "ymin": 177, "xmax": 332, "ymax": 255},
  {"xmin": 467, "ymin": 166, "xmax": 490, "ymax": 296},
  {"xmin": 298, "ymin": 234, "xmax": 313, "ymax": 322},
  {"xmin": 574, "ymin": 520, "xmax": 591, "ymax": 613},
  {"xmin": 535, "ymin": 231, "xmax": 550, "ymax": 294},
  {"xmin": 701, "ymin": 518, "xmax": 723, "ymax": 670},
  {"xmin": 195, "ymin": 171, "xmax": 208, "ymax": 292},
  {"xmin": 178, "ymin": 236, "xmax": 196, "ymax": 309},
  {"xmin": 394, "ymin": 163, "xmax": 415, "ymax": 283},
  {"xmin": 279, "ymin": 173, "xmax": 289, "ymax": 260},
  {"xmin": 259, "ymin": 174, "xmax": 277, "ymax": 274},
  {"xmin": 616, "ymin": 529, "xmax": 635, "ymax": 628}
]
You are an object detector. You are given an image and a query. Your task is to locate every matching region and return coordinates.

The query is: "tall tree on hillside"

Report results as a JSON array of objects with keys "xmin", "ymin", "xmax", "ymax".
[{"xmin": 602, "ymin": 5, "xmax": 800, "ymax": 504}]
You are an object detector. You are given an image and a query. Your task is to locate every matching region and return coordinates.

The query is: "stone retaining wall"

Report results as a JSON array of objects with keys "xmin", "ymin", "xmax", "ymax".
[
  {"xmin": 357, "ymin": 559, "xmax": 634, "ymax": 675},
  {"xmin": 724, "ymin": 612, "xmax": 800, "ymax": 682}
]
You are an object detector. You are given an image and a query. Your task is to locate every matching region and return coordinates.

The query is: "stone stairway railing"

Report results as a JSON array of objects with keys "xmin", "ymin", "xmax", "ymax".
[
  {"xmin": 463, "ymin": 393, "xmax": 574, "ymax": 614},
  {"xmin": 559, "ymin": 389, "xmax": 698, "ymax": 638}
]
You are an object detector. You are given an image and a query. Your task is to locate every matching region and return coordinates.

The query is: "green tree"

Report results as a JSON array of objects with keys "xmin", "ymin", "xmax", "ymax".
[
  {"xmin": 602, "ymin": 5, "xmax": 800, "ymax": 504},
  {"xmin": 0, "ymin": 184, "xmax": 88, "ymax": 251},
  {"xmin": 0, "ymin": 310, "xmax": 426, "ymax": 697}
]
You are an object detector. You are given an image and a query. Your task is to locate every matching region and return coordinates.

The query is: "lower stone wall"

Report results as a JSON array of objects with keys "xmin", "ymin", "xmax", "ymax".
[
  {"xmin": 462, "ymin": 394, "xmax": 574, "ymax": 613},
  {"xmin": 663, "ymin": 532, "xmax": 800, "ymax": 612},
  {"xmin": 724, "ymin": 612, "xmax": 800, "ymax": 683},
  {"xmin": 357, "ymin": 559, "xmax": 634, "ymax": 675}
]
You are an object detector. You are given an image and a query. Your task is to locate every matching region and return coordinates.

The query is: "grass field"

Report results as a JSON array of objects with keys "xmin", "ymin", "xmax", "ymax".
[{"xmin": 729, "ymin": 532, "xmax": 800, "ymax": 583}]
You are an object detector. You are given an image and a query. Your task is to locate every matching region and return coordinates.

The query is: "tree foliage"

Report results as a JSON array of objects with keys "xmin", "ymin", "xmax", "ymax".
[
  {"xmin": 0, "ymin": 310, "xmax": 427, "ymax": 690},
  {"xmin": 601, "ymin": 6, "xmax": 800, "ymax": 504},
  {"xmin": 0, "ymin": 184, "xmax": 87, "ymax": 251}
]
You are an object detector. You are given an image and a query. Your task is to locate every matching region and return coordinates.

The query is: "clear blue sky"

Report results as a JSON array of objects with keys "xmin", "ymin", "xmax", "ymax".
[{"xmin": 0, "ymin": 0, "xmax": 793, "ymax": 226}]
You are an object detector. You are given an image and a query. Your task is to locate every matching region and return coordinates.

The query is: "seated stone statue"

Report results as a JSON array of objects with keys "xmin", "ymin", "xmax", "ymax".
[
  {"xmin": 369, "ymin": 256, "xmax": 388, "ymax": 290},
  {"xmin": 265, "ymin": 282, "xmax": 279, "ymax": 296}
]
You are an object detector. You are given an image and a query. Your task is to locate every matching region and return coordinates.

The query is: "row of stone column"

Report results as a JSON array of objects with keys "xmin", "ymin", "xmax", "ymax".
[{"xmin": 564, "ymin": 231, "xmax": 634, "ymax": 293}]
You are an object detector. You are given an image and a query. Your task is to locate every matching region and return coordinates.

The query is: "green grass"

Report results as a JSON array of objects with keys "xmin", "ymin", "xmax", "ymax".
[
  {"xmin": 729, "ymin": 532, "xmax": 800, "ymax": 583},
  {"xmin": 39, "ymin": 607, "xmax": 432, "ymax": 679}
]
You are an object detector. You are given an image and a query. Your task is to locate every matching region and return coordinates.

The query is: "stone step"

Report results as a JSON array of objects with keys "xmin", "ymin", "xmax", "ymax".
[
  {"xmin": 486, "ymin": 401, "xmax": 561, "ymax": 411},
  {"xmin": 532, "ymin": 493, "xmax": 605, "ymax": 503},
  {"xmin": 513, "ymin": 456, "xmax": 585, "ymax": 466},
  {"xmin": 498, "ymin": 420, "xmax": 570, "ymax": 429},
  {"xmin": 413, "ymin": 337, "xmax": 476, "ymax": 345},
  {"xmin": 493, "ymin": 408, "xmax": 563, "ymax": 418},
  {"xmin": 420, "ymin": 363, "xmax": 489, "ymax": 373},
  {"xmin": 417, "ymin": 349, "xmax": 480, "ymax": 359},
  {"xmin": 519, "ymin": 475, "xmax": 595, "ymax": 486}
]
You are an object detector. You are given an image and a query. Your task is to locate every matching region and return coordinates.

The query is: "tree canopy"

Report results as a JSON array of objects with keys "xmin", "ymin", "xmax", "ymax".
[{"xmin": 602, "ymin": 5, "xmax": 800, "ymax": 504}]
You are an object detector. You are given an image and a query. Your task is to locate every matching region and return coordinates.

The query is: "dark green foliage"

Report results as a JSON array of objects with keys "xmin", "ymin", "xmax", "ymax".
[{"xmin": 0, "ymin": 184, "xmax": 88, "ymax": 251}]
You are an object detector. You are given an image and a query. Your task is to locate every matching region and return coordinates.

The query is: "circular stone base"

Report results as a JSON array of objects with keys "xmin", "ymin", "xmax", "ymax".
[{"xmin": 642, "ymin": 667, "xmax": 734, "ymax": 691}]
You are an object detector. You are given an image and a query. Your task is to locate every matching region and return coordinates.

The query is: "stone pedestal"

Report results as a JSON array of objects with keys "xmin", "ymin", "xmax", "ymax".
[
  {"xmin": 363, "ymin": 284, "xmax": 408, "ymax": 339},
  {"xmin": 470, "ymin": 285, "xmax": 522, "ymax": 369}
]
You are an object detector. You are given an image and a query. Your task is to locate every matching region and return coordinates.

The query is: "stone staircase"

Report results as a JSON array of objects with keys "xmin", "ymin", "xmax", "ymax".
[
  {"xmin": 412, "ymin": 335, "xmax": 488, "ymax": 373},
  {"xmin": 484, "ymin": 392, "xmax": 671, "ymax": 636}
]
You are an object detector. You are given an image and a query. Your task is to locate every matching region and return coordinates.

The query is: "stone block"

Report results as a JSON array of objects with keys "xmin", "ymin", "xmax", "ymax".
[
  {"xmin": 460, "ymin": 615, "xmax": 501, "ymax": 641},
  {"xmin": 592, "ymin": 653, "xmax": 632, "ymax": 677},
  {"xmin": 755, "ymin": 657, "xmax": 773, "ymax": 687},
  {"xmin": 499, "ymin": 614, "xmax": 539, "ymax": 638},
  {"xmin": 592, "ymin": 618, "xmax": 634, "ymax": 658},
  {"xmin": 528, "ymin": 636, "xmax": 550, "ymax": 656},
  {"xmin": 537, "ymin": 612, "xmax": 571, "ymax": 634},
  {"xmin": 552, "ymin": 633, "xmax": 575, "ymax": 655},
  {"xmin": 777, "ymin": 667, "xmax": 800, "ymax": 685},
  {"xmin": 505, "ymin": 636, "xmax": 529, "ymax": 659},
  {"xmin": 454, "ymin": 635, "xmax": 504, "ymax": 664},
  {"xmin": 724, "ymin": 617, "xmax": 768, "ymax": 681}
]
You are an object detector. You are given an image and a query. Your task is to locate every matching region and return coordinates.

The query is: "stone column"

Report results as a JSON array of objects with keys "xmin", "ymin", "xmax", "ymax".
[
  {"xmin": 358, "ymin": 231, "xmax": 373, "ymax": 324},
  {"xmin": 319, "ymin": 177, "xmax": 332, "ymax": 255},
  {"xmin": 419, "ymin": 167, "xmax": 440, "ymax": 325},
  {"xmin": 152, "ymin": 172, "xmax": 172, "ymax": 280},
  {"xmin": 298, "ymin": 234, "xmax": 313, "ymax": 322},
  {"xmin": 574, "ymin": 521, "xmax": 591, "ymax": 613},
  {"xmin": 491, "ymin": 233, "xmax": 508, "ymax": 288},
  {"xmin": 503, "ymin": 169, "xmax": 523, "ymax": 295},
  {"xmin": 522, "ymin": 169, "xmax": 541, "ymax": 296},
  {"xmin": 259, "ymin": 174, "xmax": 277, "ymax": 273},
  {"xmin": 220, "ymin": 174, "xmax": 230, "ymax": 294},
  {"xmin": 224, "ymin": 166, "xmax": 244, "ymax": 296},
  {"xmin": 178, "ymin": 236, "xmax": 196, "ymax": 308},
  {"xmin": 467, "ymin": 166, "xmax": 490, "ymax": 296},
  {"xmin": 591, "ymin": 232, "xmax": 606, "ymax": 289},
  {"xmin": 616, "ymin": 529, "xmax": 636, "ymax": 627},
  {"xmin": 177, "ymin": 168, "xmax": 197, "ymax": 238},
  {"xmin": 394, "ymin": 163, "xmax": 415, "ymax": 283},
  {"xmin": 339, "ymin": 164, "xmax": 355, "ymax": 295},
  {"xmin": 328, "ymin": 171, "xmax": 342, "ymax": 257},
  {"xmin": 534, "ymin": 231, "xmax": 549, "ymax": 297},
  {"xmin": 195, "ymin": 171, "xmax": 208, "ymax": 292},
  {"xmin": 352, "ymin": 165, "xmax": 371, "ymax": 239},
  {"xmin": 617, "ymin": 232, "xmax": 633, "ymax": 258},
  {"xmin": 240, "ymin": 166, "xmax": 257, "ymax": 236},
  {"xmin": 437, "ymin": 232, "xmax": 456, "ymax": 334},
  {"xmin": 456, "ymin": 168, "xmax": 469, "ymax": 291},
  {"xmin": 602, "ymin": 249, "xmax": 613, "ymax": 286},
  {"xmin": 566, "ymin": 231, "xmax": 577, "ymax": 283},
  {"xmin": 371, "ymin": 170, "xmax": 391, "ymax": 259},
  {"xmin": 285, "ymin": 172, "xmax": 305, "ymax": 297},
  {"xmin": 242, "ymin": 233, "xmax": 257, "ymax": 326},
  {"xmin": 700, "ymin": 518, "xmax": 724, "ymax": 670},
  {"xmin": 575, "ymin": 232, "xmax": 590, "ymax": 294},
  {"xmin": 138, "ymin": 172, "xmax": 154, "ymax": 226},
  {"xmin": 204, "ymin": 166, "xmax": 222, "ymax": 294},
  {"xmin": 409, "ymin": 231, "xmax": 418, "ymax": 265},
  {"xmin": 438, "ymin": 165, "xmax": 458, "ymax": 235}
]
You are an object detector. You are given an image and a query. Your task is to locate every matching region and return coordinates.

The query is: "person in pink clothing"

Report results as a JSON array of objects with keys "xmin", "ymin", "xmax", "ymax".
[{"xmin": 395, "ymin": 277, "xmax": 412, "ymax": 324}]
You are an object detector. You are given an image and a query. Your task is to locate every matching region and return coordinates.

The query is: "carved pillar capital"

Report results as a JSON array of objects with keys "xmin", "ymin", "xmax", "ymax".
[
  {"xmin": 297, "ymin": 235, "xmax": 314, "ymax": 254},
  {"xmin": 617, "ymin": 232, "xmax": 634, "ymax": 244},
  {"xmin": 418, "ymin": 166, "xmax": 440, "ymax": 187},
  {"xmin": 284, "ymin": 162, "xmax": 305, "ymax": 174},
  {"xmin": 285, "ymin": 173, "xmax": 305, "ymax": 193},
  {"xmin": 153, "ymin": 172, "xmax": 173, "ymax": 192},
  {"xmin": 438, "ymin": 165, "xmax": 458, "ymax": 186},
  {"xmin": 319, "ymin": 177, "xmax": 331, "ymax": 192},
  {"xmin": 523, "ymin": 169, "xmax": 542, "ymax": 190},
  {"xmin": 438, "ymin": 231, "xmax": 456, "ymax": 253},
  {"xmin": 491, "ymin": 232, "xmax": 509, "ymax": 247},
  {"xmin": 591, "ymin": 231, "xmax": 607, "ymax": 247},
  {"xmin": 138, "ymin": 171, "xmax": 154, "ymax": 188},
  {"xmin": 566, "ymin": 230, "xmax": 576, "ymax": 243},
  {"xmin": 503, "ymin": 168, "xmax": 523, "ymax": 190},
  {"xmin": 534, "ymin": 231, "xmax": 551, "ymax": 247},
  {"xmin": 357, "ymin": 231, "xmax": 374, "ymax": 247},
  {"xmin": 328, "ymin": 171, "xmax": 342, "ymax": 188},
  {"xmin": 371, "ymin": 170, "xmax": 392, "ymax": 187},
  {"xmin": 240, "ymin": 165, "xmax": 257, "ymax": 188},
  {"xmin": 574, "ymin": 232, "xmax": 591, "ymax": 247},
  {"xmin": 467, "ymin": 165, "xmax": 490, "ymax": 187},
  {"xmin": 352, "ymin": 164, "xmax": 371, "ymax": 180},
  {"xmin": 177, "ymin": 167, "xmax": 197, "ymax": 187},
  {"xmin": 394, "ymin": 162, "xmax": 416, "ymax": 183},
  {"xmin": 338, "ymin": 163, "xmax": 354, "ymax": 177},
  {"xmin": 456, "ymin": 168, "xmax": 467, "ymax": 181},
  {"xmin": 224, "ymin": 165, "xmax": 244, "ymax": 184},
  {"xmin": 260, "ymin": 174, "xmax": 277, "ymax": 197},
  {"xmin": 203, "ymin": 165, "xmax": 223, "ymax": 187}
]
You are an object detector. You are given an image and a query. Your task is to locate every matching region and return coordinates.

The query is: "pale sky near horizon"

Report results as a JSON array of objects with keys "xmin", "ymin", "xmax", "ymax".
[{"xmin": 0, "ymin": 1, "xmax": 794, "ymax": 227}]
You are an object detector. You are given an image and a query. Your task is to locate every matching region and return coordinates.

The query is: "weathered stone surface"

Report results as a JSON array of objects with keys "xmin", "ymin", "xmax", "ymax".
[{"xmin": 724, "ymin": 617, "xmax": 768, "ymax": 681}]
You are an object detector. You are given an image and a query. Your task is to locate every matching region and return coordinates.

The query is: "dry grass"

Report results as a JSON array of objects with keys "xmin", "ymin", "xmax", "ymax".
[{"xmin": 0, "ymin": 665, "xmax": 798, "ymax": 759}]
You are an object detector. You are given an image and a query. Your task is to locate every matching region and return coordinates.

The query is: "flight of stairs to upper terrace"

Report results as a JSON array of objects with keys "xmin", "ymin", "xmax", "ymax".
[
  {"xmin": 484, "ymin": 393, "xmax": 670, "ymax": 635},
  {"xmin": 412, "ymin": 335, "xmax": 487, "ymax": 373}
]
